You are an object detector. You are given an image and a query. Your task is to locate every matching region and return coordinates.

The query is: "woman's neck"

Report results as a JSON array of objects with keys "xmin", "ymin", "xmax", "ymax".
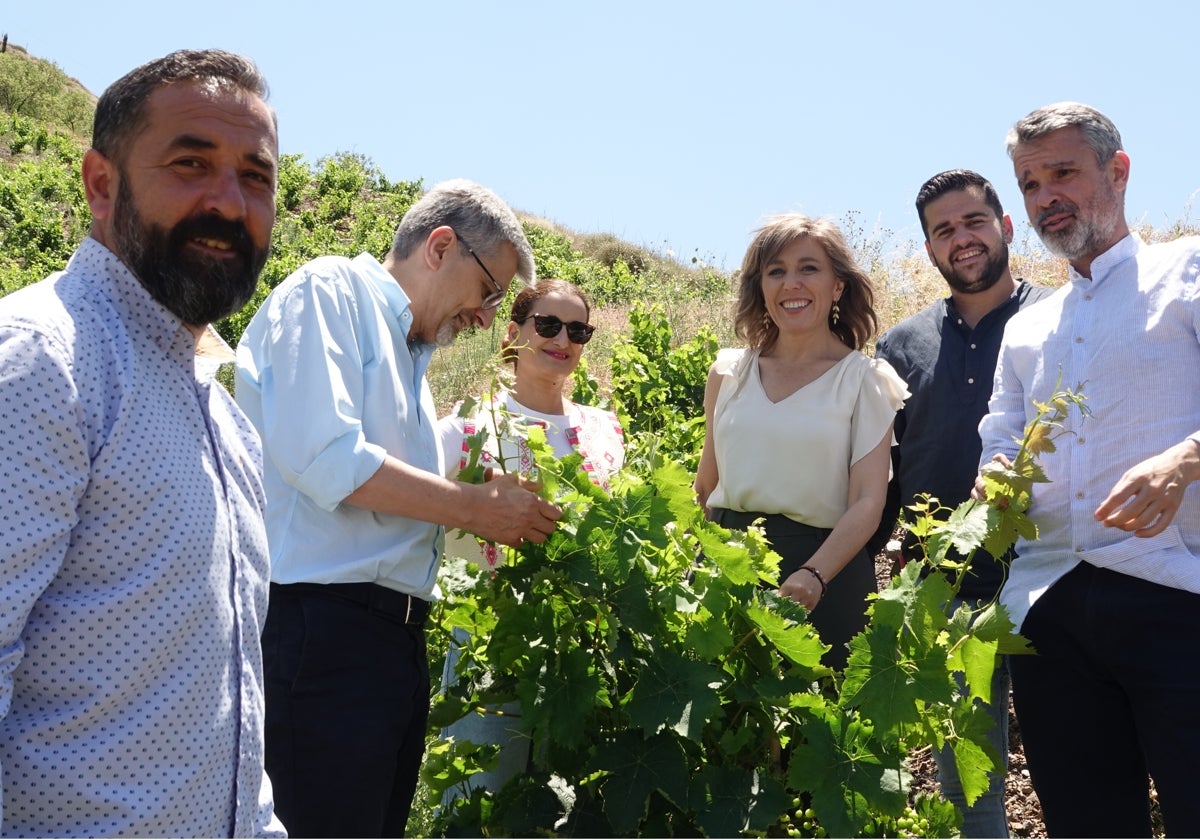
[
  {"xmin": 511, "ymin": 376, "xmax": 571, "ymax": 415},
  {"xmin": 764, "ymin": 328, "xmax": 848, "ymax": 364}
]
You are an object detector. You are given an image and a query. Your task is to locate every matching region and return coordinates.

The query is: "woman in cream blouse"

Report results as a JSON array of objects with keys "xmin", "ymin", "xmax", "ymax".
[{"xmin": 694, "ymin": 214, "xmax": 908, "ymax": 670}]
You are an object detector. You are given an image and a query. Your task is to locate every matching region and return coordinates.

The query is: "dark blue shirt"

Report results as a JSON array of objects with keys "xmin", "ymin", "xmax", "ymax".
[{"xmin": 874, "ymin": 280, "xmax": 1054, "ymax": 600}]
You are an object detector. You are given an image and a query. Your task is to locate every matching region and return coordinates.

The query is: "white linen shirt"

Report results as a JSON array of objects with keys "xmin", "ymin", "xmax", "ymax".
[
  {"xmin": 979, "ymin": 233, "xmax": 1200, "ymax": 630},
  {"xmin": 235, "ymin": 253, "xmax": 444, "ymax": 599},
  {"xmin": 0, "ymin": 238, "xmax": 281, "ymax": 837}
]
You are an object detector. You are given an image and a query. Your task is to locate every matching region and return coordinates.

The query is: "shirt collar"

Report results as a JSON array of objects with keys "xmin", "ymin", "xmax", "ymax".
[
  {"xmin": 941, "ymin": 279, "xmax": 1026, "ymax": 329},
  {"xmin": 75, "ymin": 237, "xmax": 201, "ymax": 366},
  {"xmin": 350, "ymin": 251, "xmax": 436, "ymax": 375},
  {"xmin": 1070, "ymin": 232, "xmax": 1141, "ymax": 287},
  {"xmin": 351, "ymin": 251, "xmax": 425, "ymax": 342}
]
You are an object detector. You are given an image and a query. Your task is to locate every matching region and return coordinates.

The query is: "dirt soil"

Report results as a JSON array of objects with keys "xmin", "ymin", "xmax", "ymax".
[{"xmin": 873, "ymin": 552, "xmax": 1048, "ymax": 838}]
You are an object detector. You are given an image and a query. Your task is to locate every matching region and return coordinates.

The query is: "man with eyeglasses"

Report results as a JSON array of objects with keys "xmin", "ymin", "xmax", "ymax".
[{"xmin": 235, "ymin": 178, "xmax": 562, "ymax": 837}]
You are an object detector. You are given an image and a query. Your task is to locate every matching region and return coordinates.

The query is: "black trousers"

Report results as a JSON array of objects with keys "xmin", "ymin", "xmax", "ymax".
[
  {"xmin": 1011, "ymin": 562, "xmax": 1200, "ymax": 838},
  {"xmin": 263, "ymin": 583, "xmax": 431, "ymax": 838},
  {"xmin": 710, "ymin": 509, "xmax": 876, "ymax": 671}
]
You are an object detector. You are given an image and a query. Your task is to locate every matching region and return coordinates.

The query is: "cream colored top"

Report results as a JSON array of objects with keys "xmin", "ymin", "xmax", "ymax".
[{"xmin": 706, "ymin": 347, "xmax": 909, "ymax": 528}]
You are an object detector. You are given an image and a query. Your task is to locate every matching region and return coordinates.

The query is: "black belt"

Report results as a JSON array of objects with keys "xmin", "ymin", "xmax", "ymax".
[{"xmin": 272, "ymin": 582, "xmax": 431, "ymax": 626}]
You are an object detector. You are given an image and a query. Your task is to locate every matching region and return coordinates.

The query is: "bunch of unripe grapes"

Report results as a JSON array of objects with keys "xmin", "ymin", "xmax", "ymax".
[{"xmin": 777, "ymin": 799, "xmax": 933, "ymax": 838}]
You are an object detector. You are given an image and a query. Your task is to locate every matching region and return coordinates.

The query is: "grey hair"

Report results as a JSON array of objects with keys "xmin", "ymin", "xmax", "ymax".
[
  {"xmin": 391, "ymin": 178, "xmax": 536, "ymax": 285},
  {"xmin": 1005, "ymin": 102, "xmax": 1123, "ymax": 167}
]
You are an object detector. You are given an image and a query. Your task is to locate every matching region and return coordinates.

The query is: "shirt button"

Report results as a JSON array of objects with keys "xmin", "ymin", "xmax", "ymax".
[
  {"xmin": 1077, "ymin": 437, "xmax": 1086, "ymax": 444},
  {"xmin": 967, "ymin": 377, "xmax": 975, "ymax": 384},
  {"xmin": 1085, "ymin": 294, "xmax": 1093, "ymax": 301},
  {"xmin": 1075, "ymin": 545, "xmax": 1084, "ymax": 552},
  {"xmin": 1076, "ymin": 491, "xmax": 1084, "ymax": 499},
  {"xmin": 1075, "ymin": 336, "xmax": 1084, "ymax": 343},
  {"xmin": 970, "ymin": 343, "xmax": 977, "ymax": 350}
]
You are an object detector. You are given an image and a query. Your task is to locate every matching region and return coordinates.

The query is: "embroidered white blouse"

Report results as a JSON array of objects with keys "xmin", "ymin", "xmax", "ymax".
[{"xmin": 438, "ymin": 392, "xmax": 625, "ymax": 489}]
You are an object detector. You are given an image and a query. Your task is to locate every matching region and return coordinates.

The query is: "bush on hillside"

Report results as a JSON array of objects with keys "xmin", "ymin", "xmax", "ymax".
[{"xmin": 0, "ymin": 50, "xmax": 92, "ymax": 136}]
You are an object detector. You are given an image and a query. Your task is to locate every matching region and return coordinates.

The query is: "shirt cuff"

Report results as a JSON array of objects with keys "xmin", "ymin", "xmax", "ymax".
[{"xmin": 293, "ymin": 433, "xmax": 388, "ymax": 511}]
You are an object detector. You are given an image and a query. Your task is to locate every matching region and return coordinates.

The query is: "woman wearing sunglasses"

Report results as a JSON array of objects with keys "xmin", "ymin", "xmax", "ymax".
[
  {"xmin": 439, "ymin": 277, "xmax": 625, "ymax": 505},
  {"xmin": 436, "ymin": 279, "xmax": 625, "ymax": 799},
  {"xmin": 694, "ymin": 215, "xmax": 908, "ymax": 671}
]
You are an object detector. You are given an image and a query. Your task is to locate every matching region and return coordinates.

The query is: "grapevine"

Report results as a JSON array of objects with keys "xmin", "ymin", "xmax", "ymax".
[{"xmin": 424, "ymin": 311, "xmax": 1087, "ymax": 837}]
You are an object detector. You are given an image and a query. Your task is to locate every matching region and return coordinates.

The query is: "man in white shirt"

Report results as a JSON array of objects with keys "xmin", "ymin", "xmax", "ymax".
[
  {"xmin": 236, "ymin": 179, "xmax": 562, "ymax": 836},
  {"xmin": 978, "ymin": 101, "xmax": 1200, "ymax": 837},
  {"xmin": 0, "ymin": 50, "xmax": 282, "ymax": 836}
]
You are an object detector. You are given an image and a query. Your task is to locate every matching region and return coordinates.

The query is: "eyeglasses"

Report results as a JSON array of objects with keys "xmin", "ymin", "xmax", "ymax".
[
  {"xmin": 520, "ymin": 314, "xmax": 596, "ymax": 345},
  {"xmin": 457, "ymin": 234, "xmax": 507, "ymax": 310}
]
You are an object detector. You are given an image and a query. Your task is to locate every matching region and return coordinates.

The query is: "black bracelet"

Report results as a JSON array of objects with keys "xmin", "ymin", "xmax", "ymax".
[{"xmin": 799, "ymin": 566, "xmax": 826, "ymax": 601}]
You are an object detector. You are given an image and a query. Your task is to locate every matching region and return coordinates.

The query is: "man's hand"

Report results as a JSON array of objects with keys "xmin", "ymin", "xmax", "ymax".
[
  {"xmin": 1095, "ymin": 440, "xmax": 1200, "ymax": 537},
  {"xmin": 470, "ymin": 471, "xmax": 562, "ymax": 547},
  {"xmin": 972, "ymin": 453, "xmax": 1014, "ymax": 502}
]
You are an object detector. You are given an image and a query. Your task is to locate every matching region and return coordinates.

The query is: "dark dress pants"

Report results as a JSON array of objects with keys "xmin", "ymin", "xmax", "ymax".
[
  {"xmin": 263, "ymin": 583, "xmax": 431, "ymax": 838},
  {"xmin": 1011, "ymin": 561, "xmax": 1200, "ymax": 838}
]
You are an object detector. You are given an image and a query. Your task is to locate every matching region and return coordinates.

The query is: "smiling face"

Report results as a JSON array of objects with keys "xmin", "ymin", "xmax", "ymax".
[
  {"xmin": 923, "ymin": 185, "xmax": 1013, "ymax": 295},
  {"xmin": 87, "ymin": 79, "xmax": 278, "ymax": 327},
  {"xmin": 1012, "ymin": 125, "xmax": 1129, "ymax": 270},
  {"xmin": 506, "ymin": 289, "xmax": 590, "ymax": 381},
  {"xmin": 428, "ymin": 238, "xmax": 519, "ymax": 347},
  {"xmin": 760, "ymin": 235, "xmax": 844, "ymax": 337}
]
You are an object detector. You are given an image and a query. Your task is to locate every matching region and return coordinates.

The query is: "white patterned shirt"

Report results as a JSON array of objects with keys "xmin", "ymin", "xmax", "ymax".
[
  {"xmin": 0, "ymin": 238, "xmax": 282, "ymax": 837},
  {"xmin": 980, "ymin": 233, "xmax": 1200, "ymax": 630}
]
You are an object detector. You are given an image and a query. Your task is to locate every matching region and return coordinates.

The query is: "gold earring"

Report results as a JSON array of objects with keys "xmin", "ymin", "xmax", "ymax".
[{"xmin": 831, "ymin": 301, "xmax": 841, "ymax": 325}]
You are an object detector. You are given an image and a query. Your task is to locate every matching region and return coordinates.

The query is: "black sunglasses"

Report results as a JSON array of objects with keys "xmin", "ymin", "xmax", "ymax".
[
  {"xmin": 521, "ymin": 314, "xmax": 596, "ymax": 345},
  {"xmin": 457, "ymin": 233, "xmax": 506, "ymax": 310}
]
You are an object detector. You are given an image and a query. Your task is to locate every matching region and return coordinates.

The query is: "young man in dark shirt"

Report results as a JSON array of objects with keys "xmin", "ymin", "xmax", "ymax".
[{"xmin": 873, "ymin": 169, "xmax": 1053, "ymax": 838}]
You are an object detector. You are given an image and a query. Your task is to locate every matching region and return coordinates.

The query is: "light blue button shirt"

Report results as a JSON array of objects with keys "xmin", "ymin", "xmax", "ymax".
[
  {"xmin": 0, "ymin": 238, "xmax": 281, "ymax": 837},
  {"xmin": 980, "ymin": 234, "xmax": 1200, "ymax": 629},
  {"xmin": 235, "ymin": 253, "xmax": 445, "ymax": 599}
]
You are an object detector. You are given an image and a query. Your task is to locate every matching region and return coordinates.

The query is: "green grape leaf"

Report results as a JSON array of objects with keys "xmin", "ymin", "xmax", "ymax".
[
  {"xmin": 744, "ymin": 602, "xmax": 828, "ymax": 669},
  {"xmin": 693, "ymin": 520, "xmax": 775, "ymax": 586},
  {"xmin": 518, "ymin": 646, "xmax": 608, "ymax": 750},
  {"xmin": 592, "ymin": 730, "xmax": 690, "ymax": 832},
  {"xmin": 788, "ymin": 709, "xmax": 909, "ymax": 837},
  {"xmin": 625, "ymin": 649, "xmax": 724, "ymax": 741},
  {"xmin": 946, "ymin": 700, "xmax": 1005, "ymax": 806},
  {"xmin": 689, "ymin": 765, "xmax": 791, "ymax": 837}
]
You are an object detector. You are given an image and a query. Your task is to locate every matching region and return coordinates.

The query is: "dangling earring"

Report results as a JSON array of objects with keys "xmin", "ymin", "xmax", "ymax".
[{"xmin": 831, "ymin": 300, "xmax": 841, "ymax": 325}]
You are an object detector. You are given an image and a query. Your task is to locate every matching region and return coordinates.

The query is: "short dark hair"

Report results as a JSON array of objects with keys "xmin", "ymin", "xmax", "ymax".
[
  {"xmin": 92, "ymin": 49, "xmax": 271, "ymax": 165},
  {"xmin": 915, "ymin": 170, "xmax": 1005, "ymax": 239}
]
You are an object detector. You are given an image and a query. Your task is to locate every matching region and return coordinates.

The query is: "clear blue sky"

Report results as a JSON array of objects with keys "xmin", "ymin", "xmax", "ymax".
[{"xmin": 7, "ymin": 1, "xmax": 1198, "ymax": 270}]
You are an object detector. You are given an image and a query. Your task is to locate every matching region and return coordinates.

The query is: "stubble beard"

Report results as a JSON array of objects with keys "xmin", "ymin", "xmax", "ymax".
[
  {"xmin": 938, "ymin": 241, "xmax": 1010, "ymax": 296},
  {"xmin": 1037, "ymin": 185, "xmax": 1124, "ymax": 263}
]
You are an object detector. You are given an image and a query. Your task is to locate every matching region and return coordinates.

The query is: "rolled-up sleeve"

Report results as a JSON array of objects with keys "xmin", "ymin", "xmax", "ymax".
[{"xmin": 238, "ymin": 269, "xmax": 387, "ymax": 511}]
